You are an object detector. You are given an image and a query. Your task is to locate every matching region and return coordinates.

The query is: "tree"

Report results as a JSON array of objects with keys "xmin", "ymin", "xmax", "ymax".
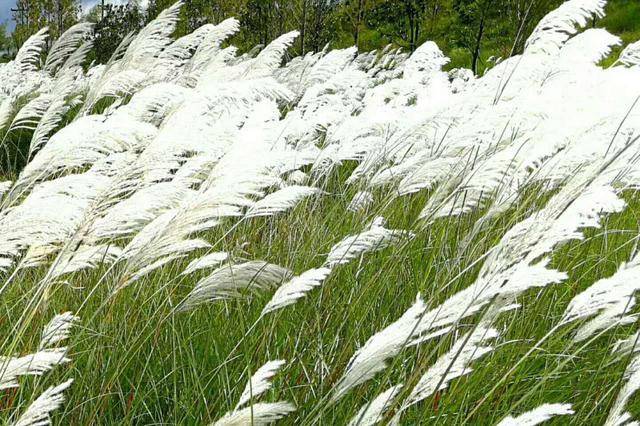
[
  {"xmin": 12, "ymin": 0, "xmax": 80, "ymax": 50},
  {"xmin": 91, "ymin": 3, "xmax": 144, "ymax": 63},
  {"xmin": 241, "ymin": 0, "xmax": 283, "ymax": 47},
  {"xmin": 308, "ymin": 0, "xmax": 340, "ymax": 52},
  {"xmin": 0, "ymin": 24, "xmax": 10, "ymax": 61},
  {"xmin": 292, "ymin": 0, "xmax": 339, "ymax": 54},
  {"xmin": 148, "ymin": 0, "xmax": 206, "ymax": 36},
  {"xmin": 367, "ymin": 0, "xmax": 431, "ymax": 52},
  {"xmin": 339, "ymin": 0, "xmax": 370, "ymax": 49},
  {"xmin": 453, "ymin": 0, "xmax": 505, "ymax": 74},
  {"xmin": 504, "ymin": 0, "xmax": 562, "ymax": 56},
  {"xmin": 146, "ymin": 0, "xmax": 248, "ymax": 38}
]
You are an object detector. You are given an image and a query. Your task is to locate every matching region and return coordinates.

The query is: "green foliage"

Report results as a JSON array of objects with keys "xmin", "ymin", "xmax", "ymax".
[
  {"xmin": 89, "ymin": 3, "xmax": 144, "ymax": 64},
  {"xmin": 598, "ymin": 0, "xmax": 640, "ymax": 66},
  {"xmin": 366, "ymin": 0, "xmax": 431, "ymax": 52},
  {"xmin": 8, "ymin": 0, "xmax": 640, "ymax": 74},
  {"xmin": 0, "ymin": 24, "xmax": 10, "ymax": 62},
  {"xmin": 11, "ymin": 0, "xmax": 81, "ymax": 50},
  {"xmin": 2, "ymin": 166, "xmax": 640, "ymax": 424}
]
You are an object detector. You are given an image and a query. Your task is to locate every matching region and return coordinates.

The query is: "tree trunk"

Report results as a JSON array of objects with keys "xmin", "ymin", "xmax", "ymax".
[
  {"xmin": 354, "ymin": 0, "xmax": 365, "ymax": 50},
  {"xmin": 299, "ymin": 0, "xmax": 308, "ymax": 55},
  {"xmin": 472, "ymin": 14, "xmax": 485, "ymax": 75},
  {"xmin": 57, "ymin": 0, "xmax": 63, "ymax": 36},
  {"xmin": 404, "ymin": 0, "xmax": 419, "ymax": 52}
]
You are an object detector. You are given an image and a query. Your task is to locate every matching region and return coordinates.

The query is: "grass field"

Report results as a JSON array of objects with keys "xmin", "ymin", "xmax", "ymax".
[
  {"xmin": 2, "ymin": 1, "xmax": 640, "ymax": 425},
  {"xmin": 3, "ymin": 170, "xmax": 640, "ymax": 424}
]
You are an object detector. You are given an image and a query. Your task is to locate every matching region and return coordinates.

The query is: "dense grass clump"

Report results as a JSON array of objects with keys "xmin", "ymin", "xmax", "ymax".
[{"xmin": 2, "ymin": 1, "xmax": 640, "ymax": 425}]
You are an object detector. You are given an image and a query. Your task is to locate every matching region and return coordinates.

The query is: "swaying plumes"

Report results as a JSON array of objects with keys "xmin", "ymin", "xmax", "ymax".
[
  {"xmin": 212, "ymin": 359, "xmax": 295, "ymax": 425},
  {"xmin": 203, "ymin": 31, "xmax": 299, "ymax": 83},
  {"xmin": 211, "ymin": 402, "xmax": 296, "ymax": 426},
  {"xmin": 605, "ymin": 349, "xmax": 640, "ymax": 426},
  {"xmin": 0, "ymin": 172, "xmax": 112, "ymax": 271},
  {"xmin": 181, "ymin": 261, "xmax": 292, "ymax": 310},
  {"xmin": 325, "ymin": 217, "xmax": 414, "ymax": 267},
  {"xmin": 115, "ymin": 83, "xmax": 189, "ymax": 126},
  {"xmin": 395, "ymin": 157, "xmax": 459, "ymax": 197},
  {"xmin": 121, "ymin": 1, "xmax": 183, "ymax": 69},
  {"xmin": 1, "ymin": 69, "xmax": 85, "ymax": 161},
  {"xmin": 236, "ymin": 360, "xmax": 286, "ymax": 409},
  {"xmin": 4, "ymin": 0, "xmax": 640, "ymax": 423},
  {"xmin": 562, "ymin": 256, "xmax": 640, "ymax": 342},
  {"xmin": 29, "ymin": 99, "xmax": 71, "ymax": 156},
  {"xmin": 261, "ymin": 267, "xmax": 332, "ymax": 315},
  {"xmin": 347, "ymin": 191, "xmax": 374, "ymax": 213},
  {"xmin": 39, "ymin": 312, "xmax": 79, "ymax": 350},
  {"xmin": 13, "ymin": 379, "xmax": 73, "ymax": 426},
  {"xmin": 58, "ymin": 41, "xmax": 93, "ymax": 75},
  {"xmin": 406, "ymin": 173, "xmax": 626, "ymax": 344},
  {"xmin": 294, "ymin": 47, "xmax": 357, "ymax": 94},
  {"xmin": 557, "ymin": 29, "xmax": 621, "ymax": 67},
  {"xmin": 182, "ymin": 252, "xmax": 229, "ymax": 276},
  {"xmin": 393, "ymin": 327, "xmax": 498, "ymax": 422},
  {"xmin": 242, "ymin": 31, "xmax": 300, "ymax": 80},
  {"xmin": 402, "ymin": 41, "xmax": 450, "ymax": 83},
  {"xmin": 477, "ymin": 175, "xmax": 624, "ymax": 283},
  {"xmin": 87, "ymin": 181, "xmax": 196, "ymax": 241},
  {"xmin": 618, "ymin": 40, "xmax": 640, "ymax": 67},
  {"xmin": 525, "ymin": 0, "xmax": 607, "ymax": 55},
  {"xmin": 332, "ymin": 295, "xmax": 427, "ymax": 401},
  {"xmin": 81, "ymin": 2, "xmax": 183, "ymax": 113},
  {"xmin": 48, "ymin": 244, "xmax": 122, "ymax": 278},
  {"xmin": 348, "ymin": 385, "xmax": 403, "ymax": 426},
  {"xmin": 14, "ymin": 28, "xmax": 49, "ymax": 73},
  {"xmin": 419, "ymin": 147, "xmax": 523, "ymax": 220},
  {"xmin": 16, "ymin": 115, "xmax": 157, "ymax": 192},
  {"xmin": 0, "ymin": 349, "xmax": 69, "ymax": 390},
  {"xmin": 119, "ymin": 208, "xmax": 213, "ymax": 286},
  {"xmin": 89, "ymin": 70, "xmax": 147, "ymax": 106},
  {"xmin": 181, "ymin": 18, "xmax": 241, "ymax": 83},
  {"xmin": 44, "ymin": 23, "xmax": 94, "ymax": 76},
  {"xmin": 0, "ymin": 311, "xmax": 76, "ymax": 424},
  {"xmin": 8, "ymin": 95, "xmax": 53, "ymax": 135},
  {"xmin": 149, "ymin": 24, "xmax": 219, "ymax": 83},
  {"xmin": 245, "ymin": 185, "xmax": 323, "ymax": 218},
  {"xmin": 116, "ymin": 133, "xmax": 300, "ymax": 286},
  {"xmin": 496, "ymin": 404, "xmax": 574, "ymax": 426}
]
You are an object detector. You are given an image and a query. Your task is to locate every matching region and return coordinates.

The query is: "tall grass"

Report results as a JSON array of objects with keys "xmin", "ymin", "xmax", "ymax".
[{"xmin": 1, "ymin": 0, "xmax": 640, "ymax": 425}]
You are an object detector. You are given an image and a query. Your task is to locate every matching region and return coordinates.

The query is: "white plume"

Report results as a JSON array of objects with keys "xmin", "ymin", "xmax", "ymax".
[
  {"xmin": 348, "ymin": 385, "xmax": 403, "ymax": 426},
  {"xmin": 181, "ymin": 252, "xmax": 229, "ymax": 276},
  {"xmin": 39, "ymin": 312, "xmax": 79, "ymax": 350},
  {"xmin": 618, "ymin": 40, "xmax": 640, "ymax": 67},
  {"xmin": 261, "ymin": 267, "xmax": 332, "ymax": 315},
  {"xmin": 325, "ymin": 218, "xmax": 414, "ymax": 267},
  {"xmin": 236, "ymin": 360, "xmax": 286, "ymax": 409},
  {"xmin": 245, "ymin": 186, "xmax": 323, "ymax": 218},
  {"xmin": 525, "ymin": 0, "xmax": 606, "ymax": 55},
  {"xmin": 13, "ymin": 379, "xmax": 73, "ymax": 426},
  {"xmin": 212, "ymin": 402, "xmax": 296, "ymax": 426},
  {"xmin": 14, "ymin": 28, "xmax": 49, "ymax": 73},
  {"xmin": 332, "ymin": 295, "xmax": 427, "ymax": 401},
  {"xmin": 181, "ymin": 261, "xmax": 292, "ymax": 310},
  {"xmin": 497, "ymin": 403, "xmax": 574, "ymax": 426},
  {"xmin": 0, "ymin": 349, "xmax": 69, "ymax": 390},
  {"xmin": 394, "ymin": 327, "xmax": 498, "ymax": 421}
]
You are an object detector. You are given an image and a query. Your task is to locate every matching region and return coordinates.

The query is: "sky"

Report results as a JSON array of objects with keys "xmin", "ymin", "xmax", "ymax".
[{"xmin": 0, "ymin": 0, "xmax": 135, "ymax": 32}]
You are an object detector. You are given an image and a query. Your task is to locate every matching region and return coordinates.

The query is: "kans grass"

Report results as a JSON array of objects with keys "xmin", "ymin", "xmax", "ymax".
[{"xmin": 2, "ymin": 0, "xmax": 640, "ymax": 424}]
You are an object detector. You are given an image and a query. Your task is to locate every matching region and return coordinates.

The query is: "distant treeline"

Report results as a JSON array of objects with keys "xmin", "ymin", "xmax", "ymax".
[{"xmin": 7, "ymin": 0, "xmax": 640, "ymax": 73}]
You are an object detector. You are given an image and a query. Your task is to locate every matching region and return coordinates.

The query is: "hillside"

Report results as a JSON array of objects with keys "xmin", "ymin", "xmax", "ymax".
[{"xmin": 0, "ymin": 1, "xmax": 640, "ymax": 425}]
